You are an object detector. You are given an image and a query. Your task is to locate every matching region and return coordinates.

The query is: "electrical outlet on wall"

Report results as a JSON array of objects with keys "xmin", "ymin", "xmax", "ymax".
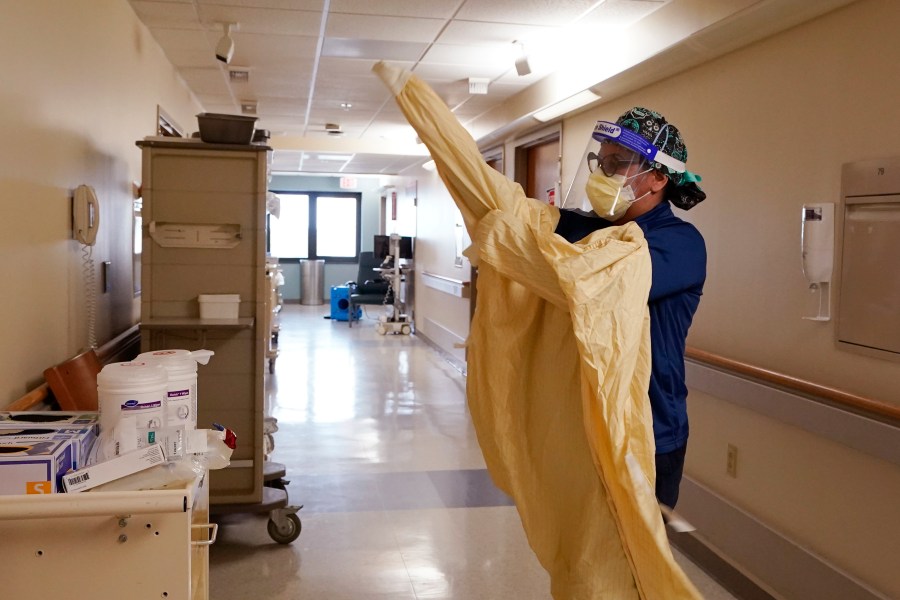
[{"xmin": 726, "ymin": 444, "xmax": 738, "ymax": 478}]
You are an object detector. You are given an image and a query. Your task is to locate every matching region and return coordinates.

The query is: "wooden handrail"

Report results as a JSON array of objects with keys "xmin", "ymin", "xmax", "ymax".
[
  {"xmin": 7, "ymin": 383, "xmax": 50, "ymax": 411},
  {"xmin": 686, "ymin": 346, "xmax": 900, "ymax": 423},
  {"xmin": 7, "ymin": 325, "xmax": 141, "ymax": 412}
]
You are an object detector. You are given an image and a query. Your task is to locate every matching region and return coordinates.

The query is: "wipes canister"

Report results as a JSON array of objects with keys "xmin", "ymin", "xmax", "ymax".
[
  {"xmin": 97, "ymin": 361, "xmax": 168, "ymax": 434},
  {"xmin": 136, "ymin": 349, "xmax": 214, "ymax": 430}
]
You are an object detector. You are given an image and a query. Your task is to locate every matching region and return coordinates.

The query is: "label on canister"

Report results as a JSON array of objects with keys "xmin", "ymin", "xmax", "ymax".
[
  {"xmin": 98, "ymin": 362, "xmax": 168, "ymax": 434},
  {"xmin": 166, "ymin": 384, "xmax": 196, "ymax": 428}
]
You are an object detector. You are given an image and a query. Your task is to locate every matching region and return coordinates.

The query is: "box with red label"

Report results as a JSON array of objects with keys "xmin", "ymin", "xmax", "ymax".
[{"xmin": 0, "ymin": 437, "xmax": 74, "ymax": 495}]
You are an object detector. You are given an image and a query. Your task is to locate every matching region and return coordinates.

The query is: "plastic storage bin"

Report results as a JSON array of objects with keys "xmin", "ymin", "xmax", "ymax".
[
  {"xmin": 198, "ymin": 294, "xmax": 240, "ymax": 319},
  {"xmin": 197, "ymin": 112, "xmax": 257, "ymax": 144}
]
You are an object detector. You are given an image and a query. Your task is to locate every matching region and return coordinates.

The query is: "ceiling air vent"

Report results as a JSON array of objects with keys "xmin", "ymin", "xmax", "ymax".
[
  {"xmin": 229, "ymin": 69, "xmax": 250, "ymax": 83},
  {"xmin": 468, "ymin": 77, "xmax": 489, "ymax": 95},
  {"xmin": 240, "ymin": 101, "xmax": 257, "ymax": 115}
]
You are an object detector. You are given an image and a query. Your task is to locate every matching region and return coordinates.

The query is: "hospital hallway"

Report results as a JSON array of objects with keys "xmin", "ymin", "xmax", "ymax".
[{"xmin": 208, "ymin": 303, "xmax": 742, "ymax": 600}]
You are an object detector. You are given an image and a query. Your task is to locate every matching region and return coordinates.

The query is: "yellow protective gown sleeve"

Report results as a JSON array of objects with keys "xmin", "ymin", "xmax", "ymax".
[{"xmin": 373, "ymin": 61, "xmax": 700, "ymax": 600}]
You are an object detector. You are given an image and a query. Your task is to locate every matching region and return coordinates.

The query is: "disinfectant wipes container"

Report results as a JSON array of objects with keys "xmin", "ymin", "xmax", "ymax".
[
  {"xmin": 98, "ymin": 361, "xmax": 168, "ymax": 435},
  {"xmin": 198, "ymin": 294, "xmax": 240, "ymax": 319},
  {"xmin": 136, "ymin": 349, "xmax": 214, "ymax": 430}
]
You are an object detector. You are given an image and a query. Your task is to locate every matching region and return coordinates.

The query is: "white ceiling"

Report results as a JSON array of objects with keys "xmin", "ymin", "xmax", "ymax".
[{"xmin": 128, "ymin": 0, "xmax": 857, "ymax": 176}]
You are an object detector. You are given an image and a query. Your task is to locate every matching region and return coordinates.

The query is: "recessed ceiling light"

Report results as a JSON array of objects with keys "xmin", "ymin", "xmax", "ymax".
[{"xmin": 316, "ymin": 154, "xmax": 353, "ymax": 161}]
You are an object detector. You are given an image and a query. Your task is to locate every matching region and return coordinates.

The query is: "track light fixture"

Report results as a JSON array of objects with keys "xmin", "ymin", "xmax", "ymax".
[
  {"xmin": 215, "ymin": 22, "xmax": 236, "ymax": 64},
  {"xmin": 514, "ymin": 40, "xmax": 531, "ymax": 76}
]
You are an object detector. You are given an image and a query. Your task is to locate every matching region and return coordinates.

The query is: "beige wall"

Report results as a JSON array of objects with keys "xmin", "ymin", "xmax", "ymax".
[
  {"xmin": 689, "ymin": 388, "xmax": 900, "ymax": 596},
  {"xmin": 411, "ymin": 167, "xmax": 472, "ymax": 362},
  {"xmin": 0, "ymin": 0, "xmax": 200, "ymax": 405}
]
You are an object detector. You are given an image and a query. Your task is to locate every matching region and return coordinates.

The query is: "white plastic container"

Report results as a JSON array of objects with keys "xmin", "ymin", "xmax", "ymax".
[
  {"xmin": 198, "ymin": 294, "xmax": 240, "ymax": 319},
  {"xmin": 97, "ymin": 361, "xmax": 168, "ymax": 435},
  {"xmin": 136, "ymin": 349, "xmax": 214, "ymax": 430}
]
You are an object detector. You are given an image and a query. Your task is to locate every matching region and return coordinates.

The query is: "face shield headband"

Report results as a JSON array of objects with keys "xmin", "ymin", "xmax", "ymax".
[{"xmin": 592, "ymin": 121, "xmax": 686, "ymax": 174}]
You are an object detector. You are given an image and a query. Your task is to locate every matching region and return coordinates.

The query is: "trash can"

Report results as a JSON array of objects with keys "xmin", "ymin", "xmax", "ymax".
[{"xmin": 299, "ymin": 259, "xmax": 325, "ymax": 305}]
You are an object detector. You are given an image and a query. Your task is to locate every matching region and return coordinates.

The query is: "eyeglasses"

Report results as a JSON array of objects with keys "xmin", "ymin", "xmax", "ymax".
[{"xmin": 586, "ymin": 151, "xmax": 644, "ymax": 177}]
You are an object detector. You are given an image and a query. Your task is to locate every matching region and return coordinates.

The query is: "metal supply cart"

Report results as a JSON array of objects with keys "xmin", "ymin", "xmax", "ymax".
[
  {"xmin": 137, "ymin": 139, "xmax": 300, "ymax": 544},
  {"xmin": 0, "ymin": 475, "xmax": 213, "ymax": 599}
]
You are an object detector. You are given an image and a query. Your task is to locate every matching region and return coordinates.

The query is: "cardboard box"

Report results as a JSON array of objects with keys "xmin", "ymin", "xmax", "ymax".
[
  {"xmin": 62, "ymin": 443, "xmax": 165, "ymax": 493},
  {"xmin": 0, "ymin": 426, "xmax": 97, "ymax": 469},
  {"xmin": 0, "ymin": 438, "xmax": 74, "ymax": 495},
  {"xmin": 0, "ymin": 411, "xmax": 99, "ymax": 428}
]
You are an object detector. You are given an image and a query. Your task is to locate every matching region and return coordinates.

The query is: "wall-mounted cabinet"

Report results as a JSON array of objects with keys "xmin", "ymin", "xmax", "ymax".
[{"xmin": 837, "ymin": 158, "xmax": 900, "ymax": 363}]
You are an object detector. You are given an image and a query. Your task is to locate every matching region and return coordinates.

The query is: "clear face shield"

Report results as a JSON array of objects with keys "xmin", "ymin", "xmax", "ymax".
[{"xmin": 562, "ymin": 120, "xmax": 687, "ymax": 221}]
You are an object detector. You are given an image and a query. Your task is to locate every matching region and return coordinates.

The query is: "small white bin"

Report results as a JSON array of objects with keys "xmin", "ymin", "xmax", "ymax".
[{"xmin": 198, "ymin": 294, "xmax": 240, "ymax": 319}]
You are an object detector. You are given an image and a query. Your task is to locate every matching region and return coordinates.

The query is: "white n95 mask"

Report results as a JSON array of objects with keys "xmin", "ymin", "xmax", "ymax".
[{"xmin": 585, "ymin": 170, "xmax": 649, "ymax": 221}]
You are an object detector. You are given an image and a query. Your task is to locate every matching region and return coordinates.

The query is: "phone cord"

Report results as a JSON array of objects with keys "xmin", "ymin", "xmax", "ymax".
[{"xmin": 82, "ymin": 244, "xmax": 97, "ymax": 349}]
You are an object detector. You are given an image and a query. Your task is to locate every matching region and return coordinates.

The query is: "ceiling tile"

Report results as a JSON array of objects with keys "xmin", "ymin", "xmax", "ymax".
[
  {"xmin": 259, "ymin": 116, "xmax": 308, "ymax": 134},
  {"xmin": 455, "ymin": 0, "xmax": 600, "ymax": 26},
  {"xmin": 246, "ymin": 70, "xmax": 311, "ymax": 96},
  {"xmin": 418, "ymin": 43, "xmax": 513, "ymax": 70},
  {"xmin": 330, "ymin": 0, "xmax": 458, "ymax": 20},
  {"xmin": 437, "ymin": 19, "xmax": 554, "ymax": 45},
  {"xmin": 255, "ymin": 97, "xmax": 308, "ymax": 117},
  {"xmin": 316, "ymin": 56, "xmax": 393, "ymax": 78},
  {"xmin": 326, "ymin": 14, "xmax": 446, "ymax": 43},
  {"xmin": 196, "ymin": 6, "xmax": 323, "ymax": 36},
  {"xmin": 198, "ymin": 0, "xmax": 324, "ymax": 9},
  {"xmin": 322, "ymin": 38, "xmax": 427, "ymax": 61},
  {"xmin": 222, "ymin": 32, "xmax": 321, "ymax": 65},
  {"xmin": 578, "ymin": 0, "xmax": 670, "ymax": 28}
]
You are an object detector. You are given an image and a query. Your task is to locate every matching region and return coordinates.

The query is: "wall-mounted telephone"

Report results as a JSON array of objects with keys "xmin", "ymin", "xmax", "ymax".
[
  {"xmin": 800, "ymin": 203, "xmax": 834, "ymax": 321},
  {"xmin": 73, "ymin": 184, "xmax": 100, "ymax": 246},
  {"xmin": 73, "ymin": 184, "xmax": 100, "ymax": 348}
]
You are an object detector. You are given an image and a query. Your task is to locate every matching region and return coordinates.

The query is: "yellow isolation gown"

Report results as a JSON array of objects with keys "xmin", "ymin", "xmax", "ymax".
[{"xmin": 373, "ymin": 62, "xmax": 700, "ymax": 600}]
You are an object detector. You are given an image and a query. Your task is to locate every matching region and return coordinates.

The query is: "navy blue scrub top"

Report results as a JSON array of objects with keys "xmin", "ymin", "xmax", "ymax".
[{"xmin": 555, "ymin": 201, "xmax": 706, "ymax": 453}]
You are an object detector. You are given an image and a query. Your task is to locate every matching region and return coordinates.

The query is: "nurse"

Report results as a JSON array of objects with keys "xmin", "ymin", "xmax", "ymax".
[{"xmin": 556, "ymin": 107, "xmax": 708, "ymax": 508}]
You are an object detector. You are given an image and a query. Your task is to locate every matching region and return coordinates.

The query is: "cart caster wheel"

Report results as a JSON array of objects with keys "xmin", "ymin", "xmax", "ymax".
[
  {"xmin": 265, "ymin": 478, "xmax": 287, "ymax": 491},
  {"xmin": 268, "ymin": 358, "xmax": 275, "ymax": 374},
  {"xmin": 376, "ymin": 324, "xmax": 386, "ymax": 335},
  {"xmin": 268, "ymin": 513, "xmax": 301, "ymax": 544},
  {"xmin": 400, "ymin": 324, "xmax": 411, "ymax": 335}
]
